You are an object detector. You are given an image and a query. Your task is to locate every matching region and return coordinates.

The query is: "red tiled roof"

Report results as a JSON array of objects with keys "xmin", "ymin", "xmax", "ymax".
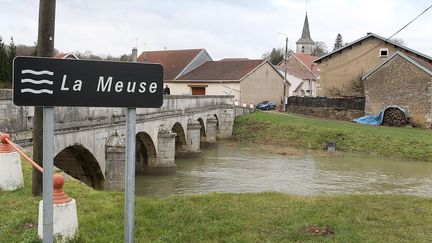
[
  {"xmin": 292, "ymin": 53, "xmax": 319, "ymax": 75},
  {"xmin": 137, "ymin": 49, "xmax": 203, "ymax": 80},
  {"xmin": 54, "ymin": 53, "xmax": 68, "ymax": 59},
  {"xmin": 177, "ymin": 59, "xmax": 264, "ymax": 81},
  {"xmin": 53, "ymin": 53, "xmax": 78, "ymax": 59}
]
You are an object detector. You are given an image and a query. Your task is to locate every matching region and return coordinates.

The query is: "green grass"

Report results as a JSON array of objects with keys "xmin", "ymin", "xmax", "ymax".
[
  {"xmin": 234, "ymin": 112, "xmax": 432, "ymax": 162},
  {"xmin": 1, "ymin": 161, "xmax": 432, "ymax": 242}
]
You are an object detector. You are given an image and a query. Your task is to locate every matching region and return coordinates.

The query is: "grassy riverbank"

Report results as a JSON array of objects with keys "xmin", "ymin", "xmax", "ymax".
[
  {"xmin": 1, "ymin": 162, "xmax": 432, "ymax": 242},
  {"xmin": 234, "ymin": 112, "xmax": 432, "ymax": 162}
]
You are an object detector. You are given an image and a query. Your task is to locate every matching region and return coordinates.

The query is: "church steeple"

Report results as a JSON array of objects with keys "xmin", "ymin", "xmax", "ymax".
[{"xmin": 296, "ymin": 13, "xmax": 315, "ymax": 55}]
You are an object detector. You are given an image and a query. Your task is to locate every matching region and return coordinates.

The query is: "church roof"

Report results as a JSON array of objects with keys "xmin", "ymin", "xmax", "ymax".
[{"xmin": 296, "ymin": 13, "xmax": 314, "ymax": 45}]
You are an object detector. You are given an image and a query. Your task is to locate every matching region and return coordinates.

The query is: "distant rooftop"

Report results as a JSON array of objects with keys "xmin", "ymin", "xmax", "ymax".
[
  {"xmin": 137, "ymin": 49, "xmax": 204, "ymax": 80},
  {"xmin": 177, "ymin": 59, "xmax": 265, "ymax": 81}
]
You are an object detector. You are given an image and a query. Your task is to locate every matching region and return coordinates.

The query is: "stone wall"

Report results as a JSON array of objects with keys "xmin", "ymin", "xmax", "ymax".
[
  {"xmin": 364, "ymin": 55, "xmax": 432, "ymax": 127},
  {"xmin": 234, "ymin": 106, "xmax": 255, "ymax": 117},
  {"xmin": 0, "ymin": 90, "xmax": 33, "ymax": 147},
  {"xmin": 286, "ymin": 96, "xmax": 365, "ymax": 121}
]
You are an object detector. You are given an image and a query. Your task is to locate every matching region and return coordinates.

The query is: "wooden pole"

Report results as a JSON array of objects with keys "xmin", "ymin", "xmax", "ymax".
[{"xmin": 32, "ymin": 0, "xmax": 56, "ymax": 196}]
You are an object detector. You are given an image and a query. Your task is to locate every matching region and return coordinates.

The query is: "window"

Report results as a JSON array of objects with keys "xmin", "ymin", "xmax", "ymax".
[
  {"xmin": 379, "ymin": 48, "xmax": 388, "ymax": 58},
  {"xmin": 301, "ymin": 46, "xmax": 305, "ymax": 53}
]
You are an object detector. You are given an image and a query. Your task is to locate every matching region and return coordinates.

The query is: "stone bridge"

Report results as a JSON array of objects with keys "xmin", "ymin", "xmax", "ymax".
[{"xmin": 0, "ymin": 90, "xmax": 244, "ymax": 191}]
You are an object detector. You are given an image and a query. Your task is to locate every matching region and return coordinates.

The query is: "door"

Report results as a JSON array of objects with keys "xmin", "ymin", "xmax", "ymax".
[{"xmin": 191, "ymin": 87, "xmax": 206, "ymax": 95}]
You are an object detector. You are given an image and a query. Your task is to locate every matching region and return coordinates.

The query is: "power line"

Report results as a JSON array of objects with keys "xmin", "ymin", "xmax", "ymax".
[
  {"xmin": 323, "ymin": 4, "xmax": 432, "ymax": 73},
  {"xmin": 387, "ymin": 4, "xmax": 432, "ymax": 41}
]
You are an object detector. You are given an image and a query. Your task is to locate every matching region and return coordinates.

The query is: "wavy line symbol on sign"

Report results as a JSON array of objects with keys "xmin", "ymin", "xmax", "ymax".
[
  {"xmin": 20, "ymin": 69, "xmax": 54, "ymax": 95},
  {"xmin": 22, "ymin": 69, "xmax": 53, "ymax": 75},
  {"xmin": 21, "ymin": 79, "xmax": 53, "ymax": 85},
  {"xmin": 21, "ymin": 88, "xmax": 53, "ymax": 94}
]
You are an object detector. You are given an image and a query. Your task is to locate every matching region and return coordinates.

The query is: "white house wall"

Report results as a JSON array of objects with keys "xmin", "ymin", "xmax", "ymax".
[
  {"xmin": 168, "ymin": 82, "xmax": 241, "ymax": 104},
  {"xmin": 285, "ymin": 73, "xmax": 304, "ymax": 96}
]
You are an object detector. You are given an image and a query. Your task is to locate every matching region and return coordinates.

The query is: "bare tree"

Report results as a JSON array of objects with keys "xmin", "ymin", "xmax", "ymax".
[
  {"xmin": 313, "ymin": 41, "xmax": 328, "ymax": 56},
  {"xmin": 391, "ymin": 38, "xmax": 407, "ymax": 47}
]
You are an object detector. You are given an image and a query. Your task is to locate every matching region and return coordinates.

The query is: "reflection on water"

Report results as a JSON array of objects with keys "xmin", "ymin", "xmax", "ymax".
[{"xmin": 136, "ymin": 142, "xmax": 432, "ymax": 198}]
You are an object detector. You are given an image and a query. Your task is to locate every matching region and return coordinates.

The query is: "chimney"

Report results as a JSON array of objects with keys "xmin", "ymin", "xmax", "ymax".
[
  {"xmin": 367, "ymin": 32, "xmax": 372, "ymax": 35},
  {"xmin": 131, "ymin": 47, "xmax": 137, "ymax": 62}
]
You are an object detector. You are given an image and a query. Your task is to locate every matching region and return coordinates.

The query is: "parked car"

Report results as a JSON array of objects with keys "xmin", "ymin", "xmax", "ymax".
[{"xmin": 256, "ymin": 101, "xmax": 276, "ymax": 110}]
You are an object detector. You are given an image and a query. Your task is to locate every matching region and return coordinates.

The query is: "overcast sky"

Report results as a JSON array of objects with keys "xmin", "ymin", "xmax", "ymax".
[{"xmin": 1, "ymin": 0, "xmax": 431, "ymax": 60}]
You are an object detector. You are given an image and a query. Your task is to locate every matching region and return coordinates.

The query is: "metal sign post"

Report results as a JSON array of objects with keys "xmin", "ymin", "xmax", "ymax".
[
  {"xmin": 13, "ymin": 56, "xmax": 163, "ymax": 242},
  {"xmin": 42, "ymin": 107, "xmax": 54, "ymax": 243},
  {"xmin": 125, "ymin": 108, "xmax": 136, "ymax": 243},
  {"xmin": 125, "ymin": 48, "xmax": 138, "ymax": 243}
]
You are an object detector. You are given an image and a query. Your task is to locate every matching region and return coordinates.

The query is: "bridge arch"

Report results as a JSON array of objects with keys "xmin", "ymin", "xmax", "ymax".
[
  {"xmin": 136, "ymin": 132, "xmax": 157, "ymax": 174},
  {"xmin": 54, "ymin": 144, "xmax": 104, "ymax": 189},
  {"xmin": 171, "ymin": 122, "xmax": 187, "ymax": 156},
  {"xmin": 197, "ymin": 118, "xmax": 206, "ymax": 143}
]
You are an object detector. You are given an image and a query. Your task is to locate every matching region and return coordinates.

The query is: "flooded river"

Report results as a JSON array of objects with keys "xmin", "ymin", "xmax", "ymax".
[{"xmin": 136, "ymin": 142, "xmax": 432, "ymax": 197}]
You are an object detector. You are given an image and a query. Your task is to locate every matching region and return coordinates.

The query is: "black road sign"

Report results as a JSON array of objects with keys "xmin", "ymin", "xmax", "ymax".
[{"xmin": 13, "ymin": 56, "xmax": 164, "ymax": 108}]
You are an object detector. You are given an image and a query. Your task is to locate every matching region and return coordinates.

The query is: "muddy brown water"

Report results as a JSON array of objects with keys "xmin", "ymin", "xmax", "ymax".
[{"xmin": 136, "ymin": 142, "xmax": 432, "ymax": 197}]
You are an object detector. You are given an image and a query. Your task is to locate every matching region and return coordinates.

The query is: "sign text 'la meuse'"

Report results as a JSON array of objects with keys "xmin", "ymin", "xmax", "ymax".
[
  {"xmin": 13, "ymin": 56, "xmax": 164, "ymax": 108},
  {"xmin": 60, "ymin": 75, "xmax": 158, "ymax": 94}
]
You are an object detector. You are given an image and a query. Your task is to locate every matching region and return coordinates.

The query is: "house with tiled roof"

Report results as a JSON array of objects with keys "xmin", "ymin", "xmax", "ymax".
[
  {"xmin": 362, "ymin": 51, "xmax": 432, "ymax": 127},
  {"xmin": 173, "ymin": 59, "xmax": 285, "ymax": 107},
  {"xmin": 137, "ymin": 48, "xmax": 212, "ymax": 81},
  {"xmin": 275, "ymin": 65, "xmax": 308, "ymax": 97},
  {"xmin": 278, "ymin": 53, "xmax": 318, "ymax": 96},
  {"xmin": 314, "ymin": 32, "xmax": 432, "ymax": 97}
]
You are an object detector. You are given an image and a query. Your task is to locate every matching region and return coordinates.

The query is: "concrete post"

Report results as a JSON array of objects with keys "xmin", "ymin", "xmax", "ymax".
[
  {"xmin": 104, "ymin": 133, "xmax": 125, "ymax": 191},
  {"xmin": 0, "ymin": 137, "xmax": 23, "ymax": 191},
  {"xmin": 205, "ymin": 116, "xmax": 218, "ymax": 143},
  {"xmin": 187, "ymin": 119, "xmax": 201, "ymax": 152},
  {"xmin": 38, "ymin": 174, "xmax": 78, "ymax": 242},
  {"xmin": 218, "ymin": 107, "xmax": 235, "ymax": 139},
  {"xmin": 147, "ymin": 126, "xmax": 176, "ymax": 175}
]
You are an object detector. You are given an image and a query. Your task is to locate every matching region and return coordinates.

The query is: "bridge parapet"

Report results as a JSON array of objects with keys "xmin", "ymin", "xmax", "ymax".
[{"xmin": 1, "ymin": 89, "xmax": 234, "ymax": 140}]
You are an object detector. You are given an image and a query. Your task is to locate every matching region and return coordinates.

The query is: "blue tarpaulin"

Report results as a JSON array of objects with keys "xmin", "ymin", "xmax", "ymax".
[{"xmin": 353, "ymin": 111, "xmax": 384, "ymax": 126}]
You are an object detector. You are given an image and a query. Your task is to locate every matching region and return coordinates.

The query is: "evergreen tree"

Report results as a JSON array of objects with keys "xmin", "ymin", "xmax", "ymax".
[
  {"xmin": 262, "ymin": 47, "xmax": 290, "ymax": 65},
  {"xmin": 7, "ymin": 37, "xmax": 17, "ymax": 83},
  {"xmin": 31, "ymin": 41, "xmax": 38, "ymax": 56},
  {"xmin": 0, "ymin": 36, "xmax": 8, "ymax": 83},
  {"xmin": 333, "ymin": 33, "xmax": 344, "ymax": 50}
]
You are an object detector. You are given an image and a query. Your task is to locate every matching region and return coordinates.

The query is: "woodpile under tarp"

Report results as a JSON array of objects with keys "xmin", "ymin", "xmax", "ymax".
[{"xmin": 381, "ymin": 107, "xmax": 409, "ymax": 127}]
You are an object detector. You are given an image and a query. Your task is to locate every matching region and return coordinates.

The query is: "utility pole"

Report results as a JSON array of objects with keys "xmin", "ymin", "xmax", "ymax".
[
  {"xmin": 32, "ymin": 0, "xmax": 56, "ymax": 196},
  {"xmin": 282, "ymin": 36, "xmax": 288, "ymax": 112}
]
